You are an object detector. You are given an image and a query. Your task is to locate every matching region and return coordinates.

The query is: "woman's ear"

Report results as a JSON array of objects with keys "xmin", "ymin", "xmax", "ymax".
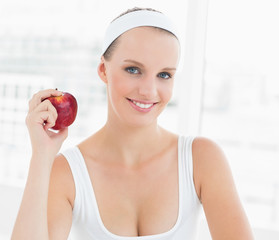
[{"xmin": 97, "ymin": 56, "xmax": 108, "ymax": 83}]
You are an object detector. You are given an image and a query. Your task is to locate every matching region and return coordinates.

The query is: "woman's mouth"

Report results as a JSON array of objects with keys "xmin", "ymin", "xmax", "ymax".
[{"xmin": 127, "ymin": 98, "xmax": 158, "ymax": 112}]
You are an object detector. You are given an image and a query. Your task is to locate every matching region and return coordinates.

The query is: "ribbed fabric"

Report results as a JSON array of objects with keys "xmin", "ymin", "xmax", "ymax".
[{"xmin": 62, "ymin": 136, "xmax": 201, "ymax": 240}]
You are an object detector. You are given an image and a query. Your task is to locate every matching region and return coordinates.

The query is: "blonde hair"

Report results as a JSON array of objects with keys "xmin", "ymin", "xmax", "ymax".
[{"xmin": 112, "ymin": 7, "xmax": 161, "ymax": 22}]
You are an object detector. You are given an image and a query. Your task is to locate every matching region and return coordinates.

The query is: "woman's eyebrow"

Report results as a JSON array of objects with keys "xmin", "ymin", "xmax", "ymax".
[
  {"xmin": 162, "ymin": 67, "xmax": 176, "ymax": 71},
  {"xmin": 123, "ymin": 59, "xmax": 176, "ymax": 71},
  {"xmin": 123, "ymin": 59, "xmax": 144, "ymax": 68}
]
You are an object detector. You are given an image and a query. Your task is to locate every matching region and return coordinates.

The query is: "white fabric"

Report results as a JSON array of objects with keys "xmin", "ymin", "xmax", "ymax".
[
  {"xmin": 101, "ymin": 10, "xmax": 179, "ymax": 55},
  {"xmin": 62, "ymin": 135, "xmax": 201, "ymax": 240}
]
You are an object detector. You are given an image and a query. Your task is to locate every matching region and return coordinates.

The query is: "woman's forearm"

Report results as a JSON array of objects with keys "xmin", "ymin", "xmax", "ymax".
[{"xmin": 11, "ymin": 155, "xmax": 53, "ymax": 240}]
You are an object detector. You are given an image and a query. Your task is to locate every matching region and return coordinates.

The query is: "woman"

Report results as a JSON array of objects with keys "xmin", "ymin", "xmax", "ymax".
[{"xmin": 12, "ymin": 7, "xmax": 254, "ymax": 240}]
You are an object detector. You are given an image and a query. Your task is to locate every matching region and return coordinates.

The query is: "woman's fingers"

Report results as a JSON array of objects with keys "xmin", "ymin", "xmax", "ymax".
[
  {"xmin": 40, "ymin": 111, "xmax": 56, "ymax": 129},
  {"xmin": 25, "ymin": 89, "xmax": 68, "ymax": 159},
  {"xmin": 34, "ymin": 99, "xmax": 58, "ymax": 119},
  {"xmin": 26, "ymin": 99, "xmax": 58, "ymax": 129},
  {"xmin": 28, "ymin": 89, "xmax": 62, "ymax": 113}
]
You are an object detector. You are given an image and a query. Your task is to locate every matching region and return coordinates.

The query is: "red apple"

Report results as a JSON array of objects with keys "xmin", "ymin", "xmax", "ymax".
[{"xmin": 46, "ymin": 92, "xmax": 78, "ymax": 130}]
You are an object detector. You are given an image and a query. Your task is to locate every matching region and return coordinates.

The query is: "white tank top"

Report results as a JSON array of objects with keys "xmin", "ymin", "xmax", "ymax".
[{"xmin": 62, "ymin": 135, "xmax": 201, "ymax": 240}]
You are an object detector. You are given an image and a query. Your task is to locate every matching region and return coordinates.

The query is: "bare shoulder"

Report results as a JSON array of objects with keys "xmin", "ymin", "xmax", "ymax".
[
  {"xmin": 52, "ymin": 153, "xmax": 72, "ymax": 175},
  {"xmin": 192, "ymin": 137, "xmax": 227, "ymax": 198},
  {"xmin": 47, "ymin": 153, "xmax": 75, "ymax": 239},
  {"xmin": 192, "ymin": 137, "xmax": 254, "ymax": 239},
  {"xmin": 192, "ymin": 136, "xmax": 226, "ymax": 163},
  {"xmin": 50, "ymin": 153, "xmax": 75, "ymax": 207}
]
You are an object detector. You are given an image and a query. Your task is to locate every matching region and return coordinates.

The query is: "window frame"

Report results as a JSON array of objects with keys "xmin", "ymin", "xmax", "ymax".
[{"xmin": 177, "ymin": 0, "xmax": 209, "ymax": 136}]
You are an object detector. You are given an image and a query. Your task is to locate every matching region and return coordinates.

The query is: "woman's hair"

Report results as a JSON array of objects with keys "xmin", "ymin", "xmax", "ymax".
[
  {"xmin": 103, "ymin": 7, "xmax": 176, "ymax": 60},
  {"xmin": 112, "ymin": 7, "xmax": 161, "ymax": 22}
]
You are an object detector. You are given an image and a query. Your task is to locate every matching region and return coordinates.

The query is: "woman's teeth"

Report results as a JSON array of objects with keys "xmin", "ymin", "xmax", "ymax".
[{"xmin": 132, "ymin": 100, "xmax": 153, "ymax": 109}]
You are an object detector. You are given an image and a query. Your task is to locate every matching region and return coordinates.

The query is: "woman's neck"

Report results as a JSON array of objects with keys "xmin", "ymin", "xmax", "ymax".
[{"xmin": 96, "ymin": 120, "xmax": 167, "ymax": 167}]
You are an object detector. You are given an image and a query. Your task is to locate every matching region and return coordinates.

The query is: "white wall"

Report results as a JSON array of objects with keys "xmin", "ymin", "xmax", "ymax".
[{"xmin": 0, "ymin": 184, "xmax": 24, "ymax": 239}]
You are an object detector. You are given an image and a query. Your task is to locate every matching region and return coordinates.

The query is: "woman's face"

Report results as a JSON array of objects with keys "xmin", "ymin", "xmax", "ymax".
[{"xmin": 100, "ymin": 26, "xmax": 180, "ymax": 128}]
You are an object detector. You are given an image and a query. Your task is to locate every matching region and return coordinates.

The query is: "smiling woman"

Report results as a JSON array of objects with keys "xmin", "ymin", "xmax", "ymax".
[
  {"xmin": 99, "ymin": 24, "xmax": 179, "ymax": 127},
  {"xmin": 11, "ymin": 6, "xmax": 254, "ymax": 240}
]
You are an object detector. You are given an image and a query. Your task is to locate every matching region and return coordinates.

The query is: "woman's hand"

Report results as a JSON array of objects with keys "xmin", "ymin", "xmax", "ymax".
[
  {"xmin": 25, "ymin": 89, "xmax": 68, "ymax": 161},
  {"xmin": 12, "ymin": 89, "xmax": 71, "ymax": 240}
]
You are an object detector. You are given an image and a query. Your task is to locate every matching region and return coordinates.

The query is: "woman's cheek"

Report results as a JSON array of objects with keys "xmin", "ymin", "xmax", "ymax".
[
  {"xmin": 108, "ymin": 75, "xmax": 131, "ymax": 100},
  {"xmin": 161, "ymin": 83, "xmax": 174, "ymax": 102}
]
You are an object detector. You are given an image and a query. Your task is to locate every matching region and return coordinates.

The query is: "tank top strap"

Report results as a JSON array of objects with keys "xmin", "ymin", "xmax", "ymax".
[
  {"xmin": 178, "ymin": 135, "xmax": 200, "ymax": 204},
  {"xmin": 61, "ymin": 146, "xmax": 95, "ymax": 221}
]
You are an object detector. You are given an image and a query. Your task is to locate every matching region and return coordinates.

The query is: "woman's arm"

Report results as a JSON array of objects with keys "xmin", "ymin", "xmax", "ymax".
[
  {"xmin": 193, "ymin": 137, "xmax": 254, "ymax": 240},
  {"xmin": 11, "ymin": 154, "xmax": 54, "ymax": 239},
  {"xmin": 11, "ymin": 89, "xmax": 71, "ymax": 240},
  {"xmin": 47, "ymin": 154, "xmax": 74, "ymax": 240}
]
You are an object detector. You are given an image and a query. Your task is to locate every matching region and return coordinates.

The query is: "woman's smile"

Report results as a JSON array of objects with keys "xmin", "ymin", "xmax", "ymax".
[{"xmin": 127, "ymin": 98, "xmax": 158, "ymax": 112}]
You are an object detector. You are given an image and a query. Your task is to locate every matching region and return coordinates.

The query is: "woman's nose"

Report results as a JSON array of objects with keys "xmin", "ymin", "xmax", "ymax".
[{"xmin": 138, "ymin": 77, "xmax": 157, "ymax": 98}]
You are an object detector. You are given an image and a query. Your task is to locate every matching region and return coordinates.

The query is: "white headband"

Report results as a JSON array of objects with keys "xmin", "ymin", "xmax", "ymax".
[{"xmin": 101, "ymin": 10, "xmax": 179, "ymax": 55}]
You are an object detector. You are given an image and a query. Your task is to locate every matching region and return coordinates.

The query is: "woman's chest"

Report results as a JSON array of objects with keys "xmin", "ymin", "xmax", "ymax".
[{"xmin": 86, "ymin": 154, "xmax": 179, "ymax": 237}]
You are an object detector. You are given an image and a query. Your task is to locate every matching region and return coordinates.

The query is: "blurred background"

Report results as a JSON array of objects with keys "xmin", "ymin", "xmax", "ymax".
[{"xmin": 0, "ymin": 0, "xmax": 279, "ymax": 239}]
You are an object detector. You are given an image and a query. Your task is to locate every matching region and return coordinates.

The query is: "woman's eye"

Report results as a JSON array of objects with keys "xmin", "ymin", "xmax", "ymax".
[
  {"xmin": 126, "ymin": 67, "xmax": 140, "ymax": 74},
  {"xmin": 158, "ymin": 72, "xmax": 171, "ymax": 79}
]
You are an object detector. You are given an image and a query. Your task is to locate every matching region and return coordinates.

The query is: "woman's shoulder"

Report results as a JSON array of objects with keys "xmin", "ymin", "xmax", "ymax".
[
  {"xmin": 50, "ymin": 153, "xmax": 75, "ymax": 208},
  {"xmin": 192, "ymin": 136, "xmax": 225, "ymax": 156},
  {"xmin": 192, "ymin": 136, "xmax": 228, "ymax": 173},
  {"xmin": 179, "ymin": 135, "xmax": 224, "ymax": 157},
  {"xmin": 191, "ymin": 136, "xmax": 229, "ymax": 200},
  {"xmin": 191, "ymin": 137, "xmax": 254, "ymax": 239}
]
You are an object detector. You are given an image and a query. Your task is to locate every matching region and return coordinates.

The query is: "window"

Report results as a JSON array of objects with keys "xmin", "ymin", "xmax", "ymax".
[
  {"xmin": 0, "ymin": 0, "xmax": 189, "ymax": 185},
  {"xmin": 202, "ymin": 0, "xmax": 279, "ymax": 232}
]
